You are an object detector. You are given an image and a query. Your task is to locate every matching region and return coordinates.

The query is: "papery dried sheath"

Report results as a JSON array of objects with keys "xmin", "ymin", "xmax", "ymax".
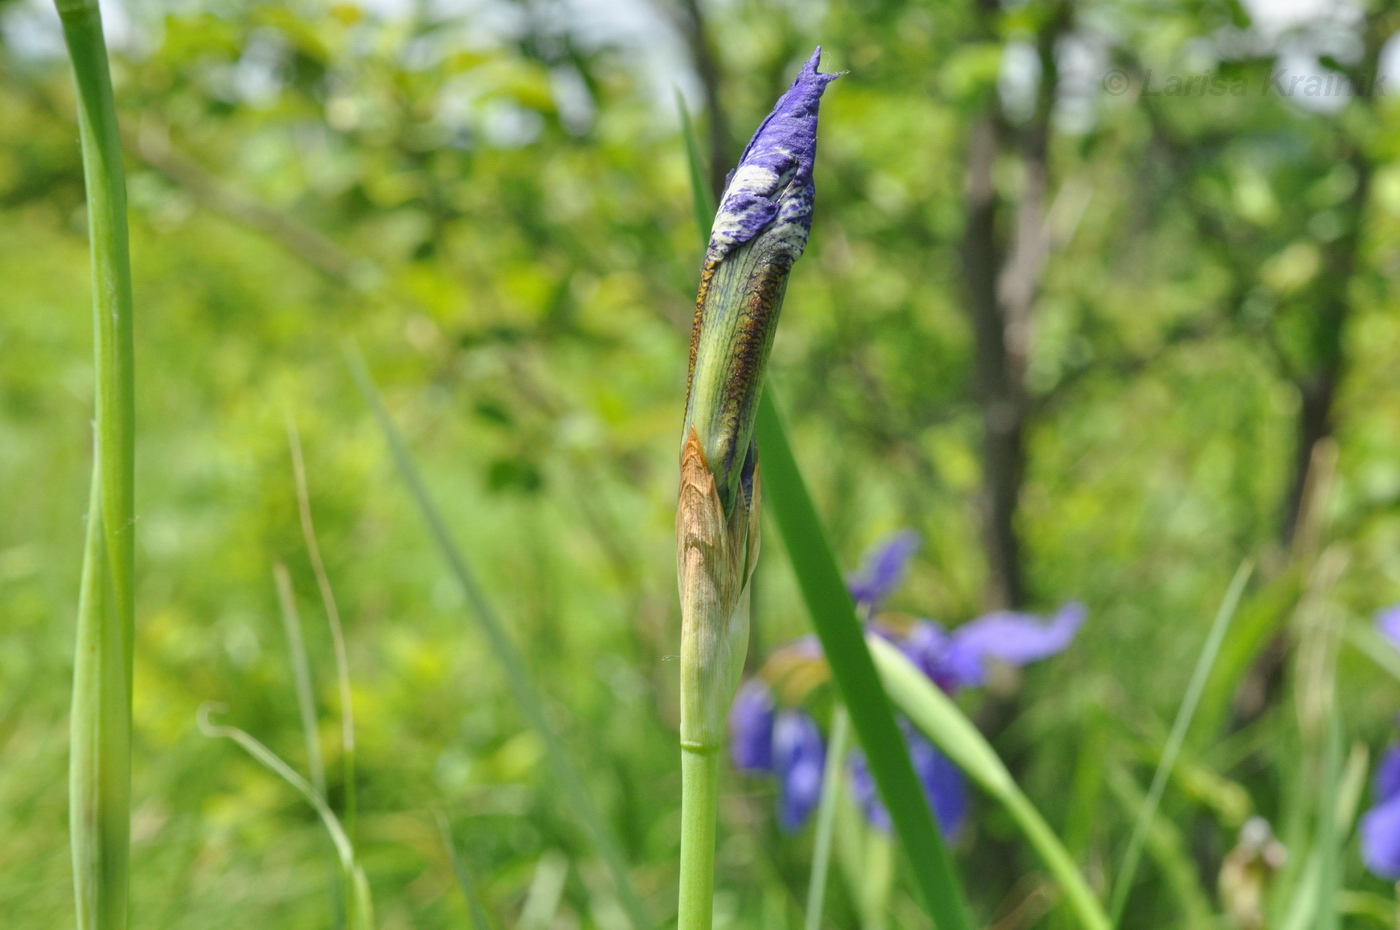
[{"xmin": 677, "ymin": 432, "xmax": 760, "ymax": 750}]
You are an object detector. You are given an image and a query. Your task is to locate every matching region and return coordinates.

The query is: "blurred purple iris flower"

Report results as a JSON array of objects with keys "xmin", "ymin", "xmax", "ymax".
[
  {"xmin": 850, "ymin": 719, "xmax": 967, "ymax": 833},
  {"xmin": 729, "ymin": 530, "xmax": 1083, "ymax": 834},
  {"xmin": 773, "ymin": 711, "xmax": 827, "ymax": 831},
  {"xmin": 847, "ymin": 529, "xmax": 920, "ymax": 610},
  {"xmin": 1361, "ymin": 605, "xmax": 1400, "ymax": 879},
  {"xmin": 1362, "ymin": 742, "xmax": 1400, "ymax": 879}
]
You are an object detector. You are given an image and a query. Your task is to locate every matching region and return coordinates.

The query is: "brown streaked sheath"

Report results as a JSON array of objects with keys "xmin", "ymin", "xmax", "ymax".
[{"xmin": 682, "ymin": 236, "xmax": 794, "ymax": 517}]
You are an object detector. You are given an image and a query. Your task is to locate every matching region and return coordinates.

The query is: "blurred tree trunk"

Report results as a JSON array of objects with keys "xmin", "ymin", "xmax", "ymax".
[
  {"xmin": 673, "ymin": 0, "xmax": 734, "ymax": 204},
  {"xmin": 1231, "ymin": 16, "xmax": 1386, "ymax": 728},
  {"xmin": 959, "ymin": 0, "xmax": 1069, "ymax": 610},
  {"xmin": 1279, "ymin": 151, "xmax": 1371, "ymax": 547}
]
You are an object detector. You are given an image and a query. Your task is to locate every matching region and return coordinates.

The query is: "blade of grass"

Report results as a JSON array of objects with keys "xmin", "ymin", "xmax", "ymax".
[
  {"xmin": 197, "ymin": 704, "xmax": 374, "ymax": 929},
  {"xmin": 755, "ymin": 393, "xmax": 973, "ymax": 930},
  {"xmin": 273, "ymin": 560, "xmax": 347, "ymax": 930},
  {"xmin": 1338, "ymin": 891, "xmax": 1398, "ymax": 926},
  {"xmin": 1345, "ymin": 623, "xmax": 1400, "ymax": 683},
  {"xmin": 273, "ymin": 561, "xmax": 347, "ymax": 929},
  {"xmin": 869, "ymin": 635, "xmax": 1110, "ymax": 930},
  {"xmin": 287, "ymin": 416, "xmax": 357, "ymax": 838},
  {"xmin": 676, "ymin": 89, "xmax": 715, "ymax": 248},
  {"xmin": 346, "ymin": 346, "xmax": 653, "ymax": 930},
  {"xmin": 273, "ymin": 563, "xmax": 326, "ymax": 795},
  {"xmin": 1274, "ymin": 549, "xmax": 1348, "ymax": 927},
  {"xmin": 520, "ymin": 851, "xmax": 570, "ymax": 930},
  {"xmin": 438, "ymin": 813, "xmax": 496, "ymax": 930},
  {"xmin": 1313, "ymin": 712, "xmax": 1342, "ymax": 930},
  {"xmin": 805, "ymin": 708, "xmax": 851, "ymax": 930},
  {"xmin": 1108, "ymin": 560, "xmax": 1254, "ymax": 926},
  {"xmin": 1281, "ymin": 853, "xmax": 1322, "ymax": 930},
  {"xmin": 1104, "ymin": 763, "xmax": 1214, "ymax": 929},
  {"xmin": 57, "ymin": 0, "xmax": 137, "ymax": 926},
  {"xmin": 678, "ymin": 97, "xmax": 972, "ymax": 929}
]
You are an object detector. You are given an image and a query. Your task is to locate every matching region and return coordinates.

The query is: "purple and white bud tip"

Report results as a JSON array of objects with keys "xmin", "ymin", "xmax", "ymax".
[{"xmin": 705, "ymin": 47, "xmax": 843, "ymax": 266}]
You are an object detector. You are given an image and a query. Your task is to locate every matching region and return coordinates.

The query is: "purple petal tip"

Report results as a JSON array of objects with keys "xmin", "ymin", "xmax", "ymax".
[
  {"xmin": 847, "ymin": 529, "xmax": 920, "ymax": 609},
  {"xmin": 705, "ymin": 47, "xmax": 841, "ymax": 266},
  {"xmin": 1377, "ymin": 604, "xmax": 1400, "ymax": 651}
]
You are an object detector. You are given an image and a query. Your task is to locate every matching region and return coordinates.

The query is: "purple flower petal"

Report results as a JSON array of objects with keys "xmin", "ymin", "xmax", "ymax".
[
  {"xmin": 1377, "ymin": 605, "xmax": 1400, "ymax": 652},
  {"xmin": 848, "ymin": 751, "xmax": 891, "ymax": 832},
  {"xmin": 1377, "ymin": 744, "xmax": 1400, "ymax": 807},
  {"xmin": 773, "ymin": 710, "xmax": 826, "ymax": 832},
  {"xmin": 944, "ymin": 602, "xmax": 1086, "ymax": 687},
  {"xmin": 729, "ymin": 680, "xmax": 776, "ymax": 773},
  {"xmin": 848, "ymin": 721, "xmax": 965, "ymax": 836},
  {"xmin": 847, "ymin": 530, "xmax": 921, "ymax": 609},
  {"xmin": 706, "ymin": 48, "xmax": 841, "ymax": 267},
  {"xmin": 1362, "ymin": 795, "xmax": 1400, "ymax": 880},
  {"xmin": 906, "ymin": 725, "xmax": 967, "ymax": 836},
  {"xmin": 901, "ymin": 621, "xmax": 977, "ymax": 693}
]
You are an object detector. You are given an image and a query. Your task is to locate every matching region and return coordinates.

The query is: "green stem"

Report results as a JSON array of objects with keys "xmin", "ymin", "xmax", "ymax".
[
  {"xmin": 1000, "ymin": 790, "xmax": 1108, "ymax": 930},
  {"xmin": 861, "ymin": 832, "xmax": 894, "ymax": 930},
  {"xmin": 678, "ymin": 748, "xmax": 721, "ymax": 930},
  {"xmin": 272, "ymin": 563, "xmax": 326, "ymax": 796},
  {"xmin": 805, "ymin": 708, "xmax": 850, "ymax": 930},
  {"xmin": 71, "ymin": 469, "xmax": 128, "ymax": 930},
  {"xmin": 58, "ymin": 0, "xmax": 136, "ymax": 926}
]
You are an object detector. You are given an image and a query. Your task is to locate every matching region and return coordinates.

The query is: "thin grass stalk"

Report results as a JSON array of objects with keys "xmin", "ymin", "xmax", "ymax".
[
  {"xmin": 286, "ymin": 416, "xmax": 357, "ymax": 836},
  {"xmin": 346, "ymin": 346, "xmax": 653, "ymax": 930},
  {"xmin": 274, "ymin": 562, "xmax": 326, "ymax": 795},
  {"xmin": 274, "ymin": 561, "xmax": 346, "ymax": 929},
  {"xmin": 197, "ymin": 704, "xmax": 373, "ymax": 929},
  {"xmin": 804, "ymin": 707, "xmax": 850, "ymax": 930},
  {"xmin": 675, "ymin": 90, "xmax": 714, "ymax": 259},
  {"xmin": 57, "ymin": 0, "xmax": 136, "ymax": 926},
  {"xmin": 1108, "ymin": 560, "xmax": 1254, "ymax": 926},
  {"xmin": 1313, "ymin": 715, "xmax": 1342, "ymax": 930},
  {"xmin": 1104, "ymin": 764, "xmax": 1214, "ymax": 928},
  {"xmin": 438, "ymin": 814, "xmax": 496, "ymax": 930}
]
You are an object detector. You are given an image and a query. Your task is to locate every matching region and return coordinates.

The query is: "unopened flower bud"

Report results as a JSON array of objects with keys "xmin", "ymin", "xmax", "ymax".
[
  {"xmin": 682, "ymin": 48, "xmax": 841, "ymax": 517},
  {"xmin": 677, "ymin": 48, "xmax": 839, "ymax": 752}
]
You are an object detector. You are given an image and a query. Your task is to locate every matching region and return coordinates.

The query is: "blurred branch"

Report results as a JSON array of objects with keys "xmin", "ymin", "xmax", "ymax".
[
  {"xmin": 0, "ymin": 64, "xmax": 369, "ymax": 285},
  {"xmin": 1034, "ymin": 310, "xmax": 1223, "ymax": 415},
  {"xmin": 1126, "ymin": 42, "xmax": 1373, "ymax": 546},
  {"xmin": 130, "ymin": 120, "xmax": 368, "ymax": 284},
  {"xmin": 664, "ymin": 0, "xmax": 733, "ymax": 202},
  {"xmin": 958, "ymin": 0, "xmax": 1073, "ymax": 609}
]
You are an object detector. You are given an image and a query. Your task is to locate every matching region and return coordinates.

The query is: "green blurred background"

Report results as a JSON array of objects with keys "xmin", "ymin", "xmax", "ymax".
[{"xmin": 5, "ymin": 0, "xmax": 1400, "ymax": 926}]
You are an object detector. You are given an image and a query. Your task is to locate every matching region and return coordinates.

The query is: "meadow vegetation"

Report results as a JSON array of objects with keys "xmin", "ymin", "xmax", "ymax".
[{"xmin": 5, "ymin": 0, "xmax": 1400, "ymax": 927}]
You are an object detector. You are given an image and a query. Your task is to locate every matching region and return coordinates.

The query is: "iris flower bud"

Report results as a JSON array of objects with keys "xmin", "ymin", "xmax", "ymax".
[
  {"xmin": 682, "ymin": 47, "xmax": 841, "ymax": 516},
  {"xmin": 677, "ymin": 48, "xmax": 839, "ymax": 754}
]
